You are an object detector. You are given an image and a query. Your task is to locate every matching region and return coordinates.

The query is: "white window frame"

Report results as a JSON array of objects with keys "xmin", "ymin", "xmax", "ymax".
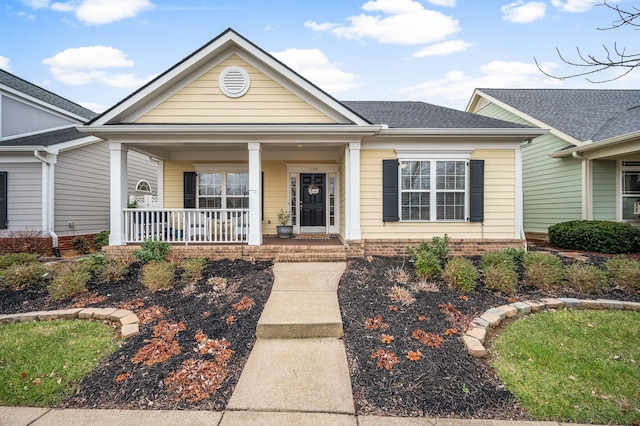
[
  {"xmin": 135, "ymin": 179, "xmax": 152, "ymax": 193},
  {"xmin": 621, "ymin": 161, "xmax": 640, "ymax": 221},
  {"xmin": 194, "ymin": 163, "xmax": 249, "ymax": 210},
  {"xmin": 397, "ymin": 152, "xmax": 470, "ymax": 222}
]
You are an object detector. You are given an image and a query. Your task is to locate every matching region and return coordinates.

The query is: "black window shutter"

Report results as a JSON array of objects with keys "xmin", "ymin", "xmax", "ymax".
[
  {"xmin": 183, "ymin": 172, "xmax": 197, "ymax": 209},
  {"xmin": 469, "ymin": 160, "xmax": 484, "ymax": 222},
  {"xmin": 382, "ymin": 159, "xmax": 399, "ymax": 222},
  {"xmin": 0, "ymin": 172, "xmax": 7, "ymax": 229}
]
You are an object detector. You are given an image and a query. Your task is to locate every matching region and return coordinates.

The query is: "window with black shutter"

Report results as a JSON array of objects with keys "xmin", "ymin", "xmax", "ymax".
[
  {"xmin": 382, "ymin": 159, "xmax": 399, "ymax": 222},
  {"xmin": 183, "ymin": 172, "xmax": 197, "ymax": 209},
  {"xmin": 469, "ymin": 159, "xmax": 484, "ymax": 222}
]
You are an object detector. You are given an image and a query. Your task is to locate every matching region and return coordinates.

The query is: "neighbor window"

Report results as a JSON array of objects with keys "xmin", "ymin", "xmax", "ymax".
[
  {"xmin": 621, "ymin": 161, "xmax": 640, "ymax": 220},
  {"xmin": 135, "ymin": 180, "xmax": 152, "ymax": 193},
  {"xmin": 400, "ymin": 160, "xmax": 466, "ymax": 221},
  {"xmin": 198, "ymin": 172, "xmax": 248, "ymax": 209}
]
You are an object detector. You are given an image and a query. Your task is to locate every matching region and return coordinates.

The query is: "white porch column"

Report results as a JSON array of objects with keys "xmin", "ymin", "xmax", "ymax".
[
  {"xmin": 345, "ymin": 142, "xmax": 362, "ymax": 240},
  {"xmin": 515, "ymin": 145, "xmax": 523, "ymax": 239},
  {"xmin": 109, "ymin": 142, "xmax": 128, "ymax": 246},
  {"xmin": 248, "ymin": 142, "xmax": 262, "ymax": 245}
]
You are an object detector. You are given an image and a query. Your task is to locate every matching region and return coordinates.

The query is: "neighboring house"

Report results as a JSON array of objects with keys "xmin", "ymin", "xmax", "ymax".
[
  {"xmin": 0, "ymin": 69, "xmax": 159, "ymax": 253},
  {"xmin": 80, "ymin": 28, "xmax": 544, "ymax": 254},
  {"xmin": 467, "ymin": 89, "xmax": 640, "ymax": 236}
]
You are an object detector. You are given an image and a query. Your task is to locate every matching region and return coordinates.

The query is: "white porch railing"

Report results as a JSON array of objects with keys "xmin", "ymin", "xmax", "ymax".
[{"xmin": 124, "ymin": 209, "xmax": 248, "ymax": 244}]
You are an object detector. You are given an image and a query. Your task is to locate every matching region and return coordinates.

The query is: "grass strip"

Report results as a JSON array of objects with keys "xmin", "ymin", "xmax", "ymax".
[
  {"xmin": 0, "ymin": 319, "xmax": 120, "ymax": 406},
  {"xmin": 491, "ymin": 310, "xmax": 640, "ymax": 424}
]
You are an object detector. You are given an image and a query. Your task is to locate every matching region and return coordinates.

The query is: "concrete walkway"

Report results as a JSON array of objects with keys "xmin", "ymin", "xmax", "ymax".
[{"xmin": 0, "ymin": 262, "xmax": 596, "ymax": 425}]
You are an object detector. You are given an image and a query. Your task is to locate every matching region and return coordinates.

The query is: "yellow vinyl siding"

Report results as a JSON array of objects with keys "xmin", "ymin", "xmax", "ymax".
[
  {"xmin": 137, "ymin": 55, "xmax": 336, "ymax": 124},
  {"xmin": 359, "ymin": 149, "xmax": 517, "ymax": 240}
]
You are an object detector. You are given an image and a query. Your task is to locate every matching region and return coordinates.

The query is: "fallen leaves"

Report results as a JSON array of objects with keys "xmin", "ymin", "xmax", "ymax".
[
  {"xmin": 406, "ymin": 350, "xmax": 423, "ymax": 361},
  {"xmin": 136, "ymin": 306, "xmax": 171, "ymax": 325},
  {"xmin": 115, "ymin": 372, "xmax": 131, "ymax": 383},
  {"xmin": 371, "ymin": 349, "xmax": 400, "ymax": 371},
  {"xmin": 381, "ymin": 334, "xmax": 395, "ymax": 344},
  {"xmin": 444, "ymin": 328, "xmax": 458, "ymax": 336},
  {"xmin": 232, "ymin": 295, "xmax": 255, "ymax": 311},
  {"xmin": 130, "ymin": 338, "xmax": 181, "ymax": 366},
  {"xmin": 365, "ymin": 315, "xmax": 389, "ymax": 330},
  {"xmin": 439, "ymin": 303, "xmax": 472, "ymax": 332},
  {"xmin": 412, "ymin": 329, "xmax": 444, "ymax": 348},
  {"xmin": 72, "ymin": 293, "xmax": 107, "ymax": 308}
]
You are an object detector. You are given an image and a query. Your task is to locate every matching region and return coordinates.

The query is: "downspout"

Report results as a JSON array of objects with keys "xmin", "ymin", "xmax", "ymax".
[{"xmin": 33, "ymin": 150, "xmax": 60, "ymax": 257}]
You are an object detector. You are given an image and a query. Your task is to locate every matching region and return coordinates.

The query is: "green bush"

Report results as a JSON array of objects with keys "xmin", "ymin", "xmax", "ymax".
[
  {"xmin": 413, "ymin": 251, "xmax": 442, "ymax": 280},
  {"xmin": 442, "ymin": 257, "xmax": 478, "ymax": 292},
  {"xmin": 482, "ymin": 250, "xmax": 516, "ymax": 270},
  {"xmin": 564, "ymin": 263, "xmax": 609, "ymax": 294},
  {"xmin": 47, "ymin": 263, "xmax": 90, "ymax": 301},
  {"xmin": 605, "ymin": 256, "xmax": 640, "ymax": 293},
  {"xmin": 79, "ymin": 253, "xmax": 108, "ymax": 273},
  {"xmin": 179, "ymin": 257, "xmax": 206, "ymax": 285},
  {"xmin": 0, "ymin": 262, "xmax": 48, "ymax": 289},
  {"xmin": 483, "ymin": 263, "xmax": 518, "ymax": 294},
  {"xmin": 72, "ymin": 236, "xmax": 91, "ymax": 254},
  {"xmin": 523, "ymin": 252, "xmax": 564, "ymax": 291},
  {"xmin": 502, "ymin": 247, "xmax": 526, "ymax": 267},
  {"xmin": 140, "ymin": 261, "xmax": 175, "ymax": 291},
  {"xmin": 548, "ymin": 220, "xmax": 640, "ymax": 254},
  {"xmin": 0, "ymin": 253, "xmax": 40, "ymax": 269},
  {"xmin": 93, "ymin": 230, "xmax": 110, "ymax": 249},
  {"xmin": 134, "ymin": 239, "xmax": 170, "ymax": 264},
  {"xmin": 98, "ymin": 259, "xmax": 129, "ymax": 284}
]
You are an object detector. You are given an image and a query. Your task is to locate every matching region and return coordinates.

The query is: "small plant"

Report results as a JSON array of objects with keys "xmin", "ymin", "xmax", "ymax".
[
  {"xmin": 385, "ymin": 266, "xmax": 410, "ymax": 284},
  {"xmin": 48, "ymin": 263, "xmax": 90, "ymax": 301},
  {"xmin": 99, "ymin": 259, "xmax": 129, "ymax": 283},
  {"xmin": 127, "ymin": 200, "xmax": 138, "ymax": 209},
  {"xmin": 483, "ymin": 263, "xmax": 518, "ymax": 294},
  {"xmin": 408, "ymin": 234, "xmax": 450, "ymax": 263},
  {"xmin": 140, "ymin": 261, "xmax": 176, "ymax": 291},
  {"xmin": 134, "ymin": 239, "xmax": 170, "ymax": 264},
  {"xmin": 179, "ymin": 257, "xmax": 206, "ymax": 285},
  {"xmin": 0, "ymin": 229, "xmax": 50, "ymax": 255},
  {"xmin": 207, "ymin": 276, "xmax": 227, "ymax": 292},
  {"xmin": 0, "ymin": 262, "xmax": 48, "ymax": 289},
  {"xmin": 605, "ymin": 256, "xmax": 640, "ymax": 293},
  {"xmin": 71, "ymin": 236, "xmax": 91, "ymax": 255},
  {"xmin": 502, "ymin": 247, "xmax": 526, "ymax": 267},
  {"xmin": 564, "ymin": 263, "xmax": 609, "ymax": 293},
  {"xmin": 79, "ymin": 253, "xmax": 108, "ymax": 274},
  {"xmin": 442, "ymin": 257, "xmax": 478, "ymax": 293},
  {"xmin": 0, "ymin": 252, "xmax": 40, "ymax": 269},
  {"xmin": 482, "ymin": 250, "xmax": 516, "ymax": 270},
  {"xmin": 93, "ymin": 230, "xmax": 110, "ymax": 249},
  {"xmin": 523, "ymin": 252, "xmax": 564, "ymax": 291},
  {"xmin": 413, "ymin": 251, "xmax": 442, "ymax": 279},
  {"xmin": 549, "ymin": 220, "xmax": 640, "ymax": 254},
  {"xmin": 277, "ymin": 209, "xmax": 290, "ymax": 226},
  {"xmin": 388, "ymin": 285, "xmax": 415, "ymax": 305}
]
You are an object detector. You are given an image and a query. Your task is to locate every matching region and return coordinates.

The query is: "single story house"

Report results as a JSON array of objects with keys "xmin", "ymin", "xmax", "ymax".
[
  {"xmin": 467, "ymin": 88, "xmax": 640, "ymax": 236},
  {"xmin": 80, "ymin": 29, "xmax": 546, "ymax": 258},
  {"xmin": 0, "ymin": 69, "xmax": 159, "ymax": 253}
]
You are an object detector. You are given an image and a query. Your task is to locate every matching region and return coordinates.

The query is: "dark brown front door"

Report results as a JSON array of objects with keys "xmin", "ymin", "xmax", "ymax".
[{"xmin": 301, "ymin": 173, "xmax": 326, "ymax": 227}]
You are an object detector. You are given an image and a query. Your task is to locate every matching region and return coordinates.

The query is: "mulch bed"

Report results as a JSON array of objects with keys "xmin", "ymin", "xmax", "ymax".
[{"xmin": 1, "ymin": 247, "xmax": 638, "ymax": 417}]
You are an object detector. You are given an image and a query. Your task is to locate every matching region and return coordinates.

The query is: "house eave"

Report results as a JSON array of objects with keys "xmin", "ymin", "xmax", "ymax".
[
  {"xmin": 377, "ymin": 127, "xmax": 547, "ymax": 139},
  {"xmin": 549, "ymin": 130, "xmax": 640, "ymax": 158}
]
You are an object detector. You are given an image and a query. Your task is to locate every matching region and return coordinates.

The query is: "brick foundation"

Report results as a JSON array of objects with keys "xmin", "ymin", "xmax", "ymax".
[
  {"xmin": 57, "ymin": 234, "xmax": 98, "ymax": 252},
  {"xmin": 103, "ymin": 238, "xmax": 526, "ymax": 262}
]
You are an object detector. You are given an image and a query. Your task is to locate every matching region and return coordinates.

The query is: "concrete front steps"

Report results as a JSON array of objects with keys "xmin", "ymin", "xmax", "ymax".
[{"xmin": 227, "ymin": 262, "xmax": 355, "ymax": 415}]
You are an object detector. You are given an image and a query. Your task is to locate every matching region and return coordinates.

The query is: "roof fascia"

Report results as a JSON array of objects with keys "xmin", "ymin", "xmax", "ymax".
[
  {"xmin": 0, "ymin": 84, "xmax": 88, "ymax": 123},
  {"xmin": 377, "ymin": 127, "xmax": 547, "ymax": 138},
  {"xmin": 471, "ymin": 89, "xmax": 586, "ymax": 148},
  {"xmin": 549, "ymin": 130, "xmax": 640, "ymax": 158}
]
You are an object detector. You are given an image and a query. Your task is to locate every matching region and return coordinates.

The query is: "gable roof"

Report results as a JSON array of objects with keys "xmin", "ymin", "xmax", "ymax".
[
  {"xmin": 0, "ymin": 127, "xmax": 90, "ymax": 148},
  {"xmin": 0, "ymin": 69, "xmax": 97, "ymax": 121},
  {"xmin": 343, "ymin": 101, "xmax": 532, "ymax": 129},
  {"xmin": 474, "ymin": 88, "xmax": 640, "ymax": 142}
]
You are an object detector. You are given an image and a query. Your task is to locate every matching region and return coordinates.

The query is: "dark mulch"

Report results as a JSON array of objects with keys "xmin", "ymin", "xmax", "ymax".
[{"xmin": 1, "ymin": 247, "xmax": 638, "ymax": 417}]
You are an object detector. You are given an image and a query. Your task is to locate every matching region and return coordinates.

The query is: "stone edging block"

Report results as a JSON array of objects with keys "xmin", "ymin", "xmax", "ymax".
[
  {"xmin": 461, "ymin": 297, "xmax": 639, "ymax": 359},
  {"xmin": 0, "ymin": 307, "xmax": 139, "ymax": 339}
]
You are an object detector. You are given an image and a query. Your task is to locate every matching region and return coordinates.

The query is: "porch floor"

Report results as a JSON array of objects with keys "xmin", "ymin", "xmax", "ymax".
[{"xmin": 262, "ymin": 235, "xmax": 342, "ymax": 246}]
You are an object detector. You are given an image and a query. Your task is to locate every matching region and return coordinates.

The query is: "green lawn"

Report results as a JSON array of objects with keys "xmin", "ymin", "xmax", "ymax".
[
  {"xmin": 0, "ymin": 320, "xmax": 120, "ymax": 406},
  {"xmin": 491, "ymin": 310, "xmax": 640, "ymax": 424}
]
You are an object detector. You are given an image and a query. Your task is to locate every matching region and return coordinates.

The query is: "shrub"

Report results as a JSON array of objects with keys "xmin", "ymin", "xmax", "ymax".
[
  {"xmin": 93, "ymin": 230, "xmax": 110, "ymax": 249},
  {"xmin": 388, "ymin": 285, "xmax": 416, "ymax": 305},
  {"xmin": 72, "ymin": 236, "xmax": 91, "ymax": 254},
  {"xmin": 0, "ymin": 253, "xmax": 40, "ymax": 269},
  {"xmin": 141, "ymin": 261, "xmax": 176, "ymax": 291},
  {"xmin": 483, "ymin": 264, "xmax": 518, "ymax": 294},
  {"xmin": 548, "ymin": 220, "xmax": 640, "ymax": 254},
  {"xmin": 442, "ymin": 257, "xmax": 478, "ymax": 292},
  {"xmin": 605, "ymin": 256, "xmax": 640, "ymax": 293},
  {"xmin": 502, "ymin": 247, "xmax": 526, "ymax": 267},
  {"xmin": 0, "ymin": 229, "xmax": 50, "ymax": 255},
  {"xmin": 523, "ymin": 252, "xmax": 564, "ymax": 291},
  {"xmin": 408, "ymin": 235, "xmax": 449, "ymax": 263},
  {"xmin": 134, "ymin": 239, "xmax": 170, "ymax": 264},
  {"xmin": 47, "ymin": 263, "xmax": 90, "ymax": 301},
  {"xmin": 79, "ymin": 253, "xmax": 108, "ymax": 273},
  {"xmin": 413, "ymin": 251, "xmax": 442, "ymax": 280},
  {"xmin": 98, "ymin": 259, "xmax": 129, "ymax": 284},
  {"xmin": 482, "ymin": 250, "xmax": 516, "ymax": 270},
  {"xmin": 0, "ymin": 262, "xmax": 48, "ymax": 289},
  {"xmin": 564, "ymin": 263, "xmax": 609, "ymax": 294},
  {"xmin": 179, "ymin": 257, "xmax": 207, "ymax": 285}
]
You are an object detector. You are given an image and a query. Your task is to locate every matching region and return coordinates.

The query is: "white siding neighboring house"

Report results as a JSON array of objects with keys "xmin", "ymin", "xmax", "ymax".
[{"xmin": 0, "ymin": 69, "xmax": 159, "ymax": 254}]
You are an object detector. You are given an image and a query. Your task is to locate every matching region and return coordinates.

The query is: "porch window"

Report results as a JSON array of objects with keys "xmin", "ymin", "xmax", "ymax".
[
  {"xmin": 198, "ymin": 172, "xmax": 248, "ymax": 209},
  {"xmin": 621, "ymin": 161, "xmax": 640, "ymax": 220},
  {"xmin": 400, "ymin": 160, "xmax": 466, "ymax": 221}
]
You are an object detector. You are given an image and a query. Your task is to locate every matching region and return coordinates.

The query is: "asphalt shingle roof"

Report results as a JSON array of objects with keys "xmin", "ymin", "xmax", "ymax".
[
  {"xmin": 0, "ymin": 69, "xmax": 97, "ymax": 121},
  {"xmin": 0, "ymin": 127, "xmax": 89, "ymax": 148},
  {"xmin": 479, "ymin": 88, "xmax": 640, "ymax": 142},
  {"xmin": 342, "ymin": 100, "xmax": 532, "ymax": 129}
]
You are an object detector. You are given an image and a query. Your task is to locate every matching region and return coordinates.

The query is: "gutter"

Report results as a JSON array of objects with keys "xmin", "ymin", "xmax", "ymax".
[{"xmin": 33, "ymin": 150, "xmax": 60, "ymax": 257}]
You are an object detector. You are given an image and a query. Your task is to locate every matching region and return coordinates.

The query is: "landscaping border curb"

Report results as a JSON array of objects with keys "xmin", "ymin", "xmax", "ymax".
[
  {"xmin": 0, "ymin": 308, "xmax": 140, "ymax": 339},
  {"xmin": 462, "ymin": 298, "xmax": 640, "ymax": 358}
]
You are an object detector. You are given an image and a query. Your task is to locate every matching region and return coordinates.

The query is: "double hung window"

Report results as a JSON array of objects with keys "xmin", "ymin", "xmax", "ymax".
[
  {"xmin": 621, "ymin": 161, "xmax": 640, "ymax": 220},
  {"xmin": 198, "ymin": 170, "xmax": 248, "ymax": 209}
]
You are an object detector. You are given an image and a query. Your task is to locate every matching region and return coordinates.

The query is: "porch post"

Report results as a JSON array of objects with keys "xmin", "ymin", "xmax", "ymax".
[
  {"xmin": 109, "ymin": 142, "xmax": 128, "ymax": 246},
  {"xmin": 248, "ymin": 142, "xmax": 262, "ymax": 245},
  {"xmin": 346, "ymin": 142, "xmax": 362, "ymax": 240}
]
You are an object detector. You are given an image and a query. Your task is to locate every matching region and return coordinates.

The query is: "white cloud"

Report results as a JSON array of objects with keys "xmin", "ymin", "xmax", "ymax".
[
  {"xmin": 412, "ymin": 39, "xmax": 474, "ymax": 57},
  {"xmin": 427, "ymin": 0, "xmax": 456, "ymax": 6},
  {"xmin": 551, "ymin": 0, "xmax": 598, "ymax": 12},
  {"xmin": 23, "ymin": 0, "xmax": 153, "ymax": 25},
  {"xmin": 397, "ymin": 60, "xmax": 561, "ymax": 108},
  {"xmin": 78, "ymin": 101, "xmax": 106, "ymax": 113},
  {"xmin": 270, "ymin": 48, "xmax": 359, "ymax": 93},
  {"xmin": 306, "ymin": 0, "xmax": 460, "ymax": 45},
  {"xmin": 0, "ymin": 56, "xmax": 11, "ymax": 71},
  {"xmin": 43, "ymin": 45, "xmax": 153, "ymax": 89},
  {"xmin": 502, "ymin": 1, "xmax": 546, "ymax": 23}
]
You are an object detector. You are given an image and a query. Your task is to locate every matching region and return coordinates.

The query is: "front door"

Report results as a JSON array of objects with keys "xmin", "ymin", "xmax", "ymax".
[{"xmin": 300, "ymin": 173, "xmax": 326, "ymax": 227}]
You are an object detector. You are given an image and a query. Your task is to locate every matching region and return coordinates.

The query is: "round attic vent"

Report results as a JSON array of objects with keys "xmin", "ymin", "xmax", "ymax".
[{"xmin": 218, "ymin": 66, "xmax": 250, "ymax": 98}]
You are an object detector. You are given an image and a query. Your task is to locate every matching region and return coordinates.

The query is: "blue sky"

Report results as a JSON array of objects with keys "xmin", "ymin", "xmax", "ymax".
[{"xmin": 1, "ymin": 0, "xmax": 638, "ymax": 112}]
